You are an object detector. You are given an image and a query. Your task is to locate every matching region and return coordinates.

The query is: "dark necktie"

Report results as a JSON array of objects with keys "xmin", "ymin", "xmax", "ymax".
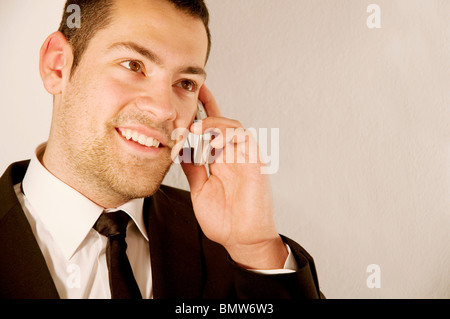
[{"xmin": 93, "ymin": 211, "xmax": 142, "ymax": 299}]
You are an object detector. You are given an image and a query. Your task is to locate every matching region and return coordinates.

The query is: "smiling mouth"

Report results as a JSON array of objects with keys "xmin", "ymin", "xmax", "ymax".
[{"xmin": 117, "ymin": 128, "xmax": 162, "ymax": 148}]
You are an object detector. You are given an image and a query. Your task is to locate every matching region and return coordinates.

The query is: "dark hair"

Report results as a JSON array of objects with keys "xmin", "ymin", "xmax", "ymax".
[{"xmin": 58, "ymin": 0, "xmax": 211, "ymax": 76}]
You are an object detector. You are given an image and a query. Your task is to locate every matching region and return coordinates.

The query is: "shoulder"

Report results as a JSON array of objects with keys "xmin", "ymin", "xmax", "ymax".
[
  {"xmin": 145, "ymin": 184, "xmax": 196, "ymax": 223},
  {"xmin": 0, "ymin": 160, "xmax": 30, "ymax": 185},
  {"xmin": 0, "ymin": 160, "xmax": 30, "ymax": 219},
  {"xmin": 157, "ymin": 184, "xmax": 192, "ymax": 207}
]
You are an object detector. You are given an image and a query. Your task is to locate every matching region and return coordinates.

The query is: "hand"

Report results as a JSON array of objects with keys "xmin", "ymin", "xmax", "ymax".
[{"xmin": 180, "ymin": 86, "xmax": 288, "ymax": 270}]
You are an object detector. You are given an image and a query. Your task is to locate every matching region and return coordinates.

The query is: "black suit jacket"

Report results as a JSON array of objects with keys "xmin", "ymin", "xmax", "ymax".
[{"xmin": 0, "ymin": 160, "xmax": 323, "ymax": 299}]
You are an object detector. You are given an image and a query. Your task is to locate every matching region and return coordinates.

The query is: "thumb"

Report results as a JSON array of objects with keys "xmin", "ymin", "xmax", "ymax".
[{"xmin": 180, "ymin": 161, "xmax": 208, "ymax": 195}]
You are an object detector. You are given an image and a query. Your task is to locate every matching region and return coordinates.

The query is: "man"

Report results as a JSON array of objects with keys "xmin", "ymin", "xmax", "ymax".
[{"xmin": 0, "ymin": 0, "xmax": 322, "ymax": 299}]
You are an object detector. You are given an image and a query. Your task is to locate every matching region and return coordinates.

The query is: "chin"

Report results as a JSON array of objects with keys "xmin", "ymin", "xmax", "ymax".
[{"xmin": 108, "ymin": 160, "xmax": 173, "ymax": 200}]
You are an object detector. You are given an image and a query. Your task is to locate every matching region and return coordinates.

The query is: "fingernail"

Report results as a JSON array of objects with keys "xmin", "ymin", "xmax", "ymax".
[
  {"xmin": 209, "ymin": 133, "xmax": 223, "ymax": 148},
  {"xmin": 191, "ymin": 121, "xmax": 203, "ymax": 133}
]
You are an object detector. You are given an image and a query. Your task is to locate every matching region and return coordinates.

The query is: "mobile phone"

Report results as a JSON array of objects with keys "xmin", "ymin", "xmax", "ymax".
[
  {"xmin": 183, "ymin": 100, "xmax": 210, "ymax": 166},
  {"xmin": 195, "ymin": 100, "xmax": 208, "ymax": 121}
]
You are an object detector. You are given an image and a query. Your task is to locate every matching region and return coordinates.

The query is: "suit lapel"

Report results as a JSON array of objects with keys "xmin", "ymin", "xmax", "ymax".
[
  {"xmin": 145, "ymin": 186, "xmax": 204, "ymax": 299},
  {"xmin": 0, "ymin": 161, "xmax": 204, "ymax": 299},
  {"xmin": 0, "ymin": 161, "xmax": 59, "ymax": 299}
]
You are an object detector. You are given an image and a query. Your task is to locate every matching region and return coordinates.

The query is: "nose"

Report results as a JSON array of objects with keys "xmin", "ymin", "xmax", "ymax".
[{"xmin": 135, "ymin": 82, "xmax": 176, "ymax": 122}]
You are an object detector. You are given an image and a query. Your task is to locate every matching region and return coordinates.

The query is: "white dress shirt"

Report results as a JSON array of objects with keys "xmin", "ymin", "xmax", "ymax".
[{"xmin": 14, "ymin": 143, "xmax": 297, "ymax": 299}]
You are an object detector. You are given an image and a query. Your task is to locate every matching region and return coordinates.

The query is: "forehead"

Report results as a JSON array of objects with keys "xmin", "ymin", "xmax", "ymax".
[{"xmin": 87, "ymin": 0, "xmax": 208, "ymax": 65}]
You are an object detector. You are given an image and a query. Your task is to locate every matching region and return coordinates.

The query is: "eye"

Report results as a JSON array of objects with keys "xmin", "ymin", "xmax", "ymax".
[
  {"xmin": 120, "ymin": 60, "xmax": 144, "ymax": 74},
  {"xmin": 177, "ymin": 79, "xmax": 197, "ymax": 92}
]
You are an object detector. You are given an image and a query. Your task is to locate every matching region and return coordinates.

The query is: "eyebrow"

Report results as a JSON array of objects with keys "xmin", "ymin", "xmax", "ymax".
[{"xmin": 107, "ymin": 41, "xmax": 207, "ymax": 78}]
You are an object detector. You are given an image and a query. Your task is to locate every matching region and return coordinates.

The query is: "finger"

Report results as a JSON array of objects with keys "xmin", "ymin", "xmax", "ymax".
[
  {"xmin": 234, "ymin": 129, "xmax": 260, "ymax": 164},
  {"xmin": 191, "ymin": 117, "xmax": 242, "ymax": 135},
  {"xmin": 208, "ymin": 129, "xmax": 234, "ymax": 149},
  {"xmin": 231, "ymin": 127, "xmax": 258, "ymax": 145},
  {"xmin": 180, "ymin": 161, "xmax": 209, "ymax": 195},
  {"xmin": 198, "ymin": 85, "xmax": 222, "ymax": 117},
  {"xmin": 191, "ymin": 122, "xmax": 238, "ymax": 152},
  {"xmin": 200, "ymin": 124, "xmax": 250, "ymax": 149}
]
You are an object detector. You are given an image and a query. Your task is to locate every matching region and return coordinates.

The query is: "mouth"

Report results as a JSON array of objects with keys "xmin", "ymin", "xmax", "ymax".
[{"xmin": 115, "ymin": 127, "xmax": 166, "ymax": 153}]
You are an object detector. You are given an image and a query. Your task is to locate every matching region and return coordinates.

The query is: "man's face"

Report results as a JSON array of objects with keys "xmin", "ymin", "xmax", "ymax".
[{"xmin": 54, "ymin": 0, "xmax": 208, "ymax": 205}]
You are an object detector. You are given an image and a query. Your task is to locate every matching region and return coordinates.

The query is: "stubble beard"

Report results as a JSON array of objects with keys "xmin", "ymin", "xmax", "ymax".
[
  {"xmin": 75, "ymin": 131, "xmax": 173, "ymax": 204},
  {"xmin": 56, "ymin": 86, "xmax": 175, "ymax": 207}
]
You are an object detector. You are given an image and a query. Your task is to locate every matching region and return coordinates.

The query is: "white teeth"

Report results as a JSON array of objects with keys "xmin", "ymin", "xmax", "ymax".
[
  {"xmin": 120, "ymin": 129, "xmax": 161, "ymax": 148},
  {"xmin": 145, "ymin": 137, "xmax": 155, "ymax": 147}
]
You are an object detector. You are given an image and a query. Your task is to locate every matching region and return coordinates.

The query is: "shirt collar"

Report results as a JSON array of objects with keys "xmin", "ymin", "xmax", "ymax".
[{"xmin": 22, "ymin": 143, "xmax": 148, "ymax": 260}]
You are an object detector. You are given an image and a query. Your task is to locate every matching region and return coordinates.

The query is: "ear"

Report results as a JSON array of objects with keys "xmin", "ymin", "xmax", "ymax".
[{"xmin": 39, "ymin": 31, "xmax": 73, "ymax": 95}]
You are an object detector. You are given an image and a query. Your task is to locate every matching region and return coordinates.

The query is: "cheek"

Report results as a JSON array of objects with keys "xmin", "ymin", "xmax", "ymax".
[
  {"xmin": 64, "ymin": 71, "xmax": 126, "ymax": 125},
  {"xmin": 172, "ymin": 98, "xmax": 197, "ymax": 129},
  {"xmin": 95, "ymin": 77, "xmax": 133, "ymax": 114},
  {"xmin": 78, "ymin": 76, "xmax": 139, "ymax": 133}
]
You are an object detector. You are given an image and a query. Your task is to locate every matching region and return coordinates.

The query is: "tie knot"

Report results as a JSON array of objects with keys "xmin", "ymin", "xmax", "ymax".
[{"xmin": 94, "ymin": 211, "xmax": 130, "ymax": 238}]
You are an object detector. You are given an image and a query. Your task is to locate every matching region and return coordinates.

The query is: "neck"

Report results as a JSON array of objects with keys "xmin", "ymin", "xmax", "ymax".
[{"xmin": 41, "ymin": 140, "xmax": 130, "ymax": 209}]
